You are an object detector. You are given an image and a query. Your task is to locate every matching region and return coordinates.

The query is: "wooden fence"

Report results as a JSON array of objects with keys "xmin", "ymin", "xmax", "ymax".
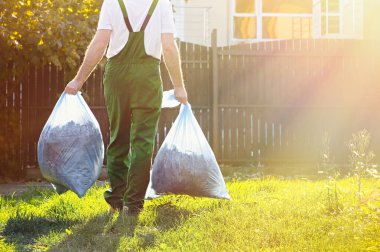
[
  {"xmin": 214, "ymin": 34, "xmax": 380, "ymax": 167},
  {"xmin": 1, "ymin": 30, "xmax": 380, "ymax": 178}
]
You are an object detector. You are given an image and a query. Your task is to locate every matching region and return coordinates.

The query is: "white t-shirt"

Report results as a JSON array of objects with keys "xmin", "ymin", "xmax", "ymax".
[{"xmin": 97, "ymin": 0, "xmax": 175, "ymax": 59}]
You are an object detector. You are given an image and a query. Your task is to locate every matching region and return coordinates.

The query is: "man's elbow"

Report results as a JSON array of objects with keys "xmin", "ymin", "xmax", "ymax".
[
  {"xmin": 89, "ymin": 39, "xmax": 107, "ymax": 56},
  {"xmin": 162, "ymin": 42, "xmax": 176, "ymax": 58},
  {"xmin": 93, "ymin": 30, "xmax": 111, "ymax": 53},
  {"xmin": 97, "ymin": 43, "xmax": 108, "ymax": 55}
]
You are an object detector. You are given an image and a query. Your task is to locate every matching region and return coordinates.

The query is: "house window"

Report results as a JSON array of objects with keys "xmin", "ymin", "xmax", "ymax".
[
  {"xmin": 236, "ymin": 0, "xmax": 255, "ymax": 13},
  {"xmin": 232, "ymin": 0, "xmax": 313, "ymax": 41},
  {"xmin": 262, "ymin": 17, "xmax": 311, "ymax": 39},
  {"xmin": 234, "ymin": 17, "xmax": 257, "ymax": 39},
  {"xmin": 233, "ymin": 0, "xmax": 257, "ymax": 39},
  {"xmin": 262, "ymin": 0, "xmax": 312, "ymax": 13},
  {"xmin": 321, "ymin": 0, "xmax": 341, "ymax": 35}
]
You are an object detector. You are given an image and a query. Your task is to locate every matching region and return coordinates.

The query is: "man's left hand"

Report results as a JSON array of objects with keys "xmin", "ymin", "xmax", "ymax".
[{"xmin": 174, "ymin": 86, "xmax": 188, "ymax": 104}]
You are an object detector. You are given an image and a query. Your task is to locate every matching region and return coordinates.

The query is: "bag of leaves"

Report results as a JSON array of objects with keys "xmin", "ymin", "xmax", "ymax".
[
  {"xmin": 37, "ymin": 92, "xmax": 104, "ymax": 198},
  {"xmin": 146, "ymin": 103, "xmax": 230, "ymax": 200}
]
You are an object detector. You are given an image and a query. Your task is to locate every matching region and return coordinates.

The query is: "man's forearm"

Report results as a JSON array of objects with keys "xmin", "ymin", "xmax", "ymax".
[
  {"xmin": 163, "ymin": 43, "xmax": 184, "ymax": 88},
  {"xmin": 74, "ymin": 38, "xmax": 107, "ymax": 84}
]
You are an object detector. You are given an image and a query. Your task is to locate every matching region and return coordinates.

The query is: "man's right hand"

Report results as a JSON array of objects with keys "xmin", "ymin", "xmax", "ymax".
[
  {"xmin": 64, "ymin": 79, "xmax": 83, "ymax": 95},
  {"xmin": 174, "ymin": 86, "xmax": 188, "ymax": 104}
]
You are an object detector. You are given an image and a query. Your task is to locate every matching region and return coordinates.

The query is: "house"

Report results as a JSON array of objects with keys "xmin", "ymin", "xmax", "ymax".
[{"xmin": 171, "ymin": 0, "xmax": 379, "ymax": 46}]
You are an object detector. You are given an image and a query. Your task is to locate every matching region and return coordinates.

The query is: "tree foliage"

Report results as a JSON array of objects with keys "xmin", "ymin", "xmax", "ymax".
[
  {"xmin": 0, "ymin": 0, "xmax": 102, "ymax": 180},
  {"xmin": 0, "ymin": 0, "xmax": 102, "ymax": 82}
]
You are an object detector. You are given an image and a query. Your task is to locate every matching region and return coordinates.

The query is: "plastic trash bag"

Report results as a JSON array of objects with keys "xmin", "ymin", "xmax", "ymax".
[
  {"xmin": 37, "ymin": 92, "xmax": 104, "ymax": 198},
  {"xmin": 146, "ymin": 103, "xmax": 231, "ymax": 200},
  {"xmin": 161, "ymin": 89, "xmax": 180, "ymax": 108}
]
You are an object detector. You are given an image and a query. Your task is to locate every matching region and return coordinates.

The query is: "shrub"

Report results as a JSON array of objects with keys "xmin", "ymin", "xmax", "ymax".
[
  {"xmin": 0, "ymin": 0, "xmax": 102, "ymax": 72},
  {"xmin": 348, "ymin": 129, "xmax": 379, "ymax": 200},
  {"xmin": 318, "ymin": 132, "xmax": 341, "ymax": 212},
  {"xmin": 0, "ymin": 0, "xmax": 102, "ymax": 180}
]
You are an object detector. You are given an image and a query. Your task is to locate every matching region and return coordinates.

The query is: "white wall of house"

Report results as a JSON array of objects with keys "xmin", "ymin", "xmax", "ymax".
[
  {"xmin": 313, "ymin": 0, "xmax": 364, "ymax": 39},
  {"xmin": 364, "ymin": 0, "xmax": 380, "ymax": 40},
  {"xmin": 341, "ymin": 0, "xmax": 359, "ymax": 38},
  {"xmin": 171, "ymin": 0, "xmax": 230, "ymax": 46},
  {"xmin": 173, "ymin": 0, "xmax": 365, "ymax": 46}
]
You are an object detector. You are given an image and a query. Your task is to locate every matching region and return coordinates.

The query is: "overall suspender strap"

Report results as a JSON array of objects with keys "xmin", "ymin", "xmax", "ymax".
[
  {"xmin": 140, "ymin": 0, "xmax": 159, "ymax": 32},
  {"xmin": 117, "ymin": 0, "xmax": 133, "ymax": 32}
]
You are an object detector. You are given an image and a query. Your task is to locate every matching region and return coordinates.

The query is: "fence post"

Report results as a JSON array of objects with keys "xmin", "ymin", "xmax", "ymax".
[{"xmin": 211, "ymin": 29, "xmax": 219, "ymax": 158}]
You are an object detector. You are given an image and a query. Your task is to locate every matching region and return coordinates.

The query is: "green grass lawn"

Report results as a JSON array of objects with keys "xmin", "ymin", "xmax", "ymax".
[{"xmin": 0, "ymin": 177, "xmax": 379, "ymax": 252}]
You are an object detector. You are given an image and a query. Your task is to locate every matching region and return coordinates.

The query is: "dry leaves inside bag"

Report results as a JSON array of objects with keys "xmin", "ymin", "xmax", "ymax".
[
  {"xmin": 146, "ymin": 103, "xmax": 230, "ymax": 200},
  {"xmin": 37, "ymin": 92, "xmax": 104, "ymax": 198}
]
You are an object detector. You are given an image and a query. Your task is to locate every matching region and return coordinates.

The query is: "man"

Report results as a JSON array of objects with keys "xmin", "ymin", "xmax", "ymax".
[{"xmin": 65, "ymin": 0, "xmax": 188, "ymax": 215}]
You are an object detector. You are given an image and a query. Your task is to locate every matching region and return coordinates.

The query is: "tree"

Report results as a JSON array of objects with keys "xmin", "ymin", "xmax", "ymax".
[
  {"xmin": 0, "ymin": 0, "xmax": 102, "ymax": 179},
  {"xmin": 0, "ymin": 0, "xmax": 102, "ymax": 85}
]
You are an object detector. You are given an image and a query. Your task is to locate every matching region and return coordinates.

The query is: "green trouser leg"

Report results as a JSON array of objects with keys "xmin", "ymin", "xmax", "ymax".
[
  {"xmin": 124, "ymin": 107, "xmax": 160, "ymax": 210},
  {"xmin": 103, "ymin": 82, "xmax": 161, "ymax": 210},
  {"xmin": 103, "ymin": 87, "xmax": 131, "ymax": 209}
]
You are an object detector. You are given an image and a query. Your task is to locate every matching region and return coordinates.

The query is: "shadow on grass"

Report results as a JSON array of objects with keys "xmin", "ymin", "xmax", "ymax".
[
  {"xmin": 46, "ymin": 212, "xmax": 138, "ymax": 252},
  {"xmin": 152, "ymin": 201, "xmax": 193, "ymax": 229},
  {"xmin": 134, "ymin": 198, "xmax": 231, "ymax": 251},
  {"xmin": 2, "ymin": 198, "xmax": 223, "ymax": 251},
  {"xmin": 47, "ymin": 200, "xmax": 195, "ymax": 251},
  {"xmin": 2, "ymin": 212, "xmax": 76, "ymax": 251}
]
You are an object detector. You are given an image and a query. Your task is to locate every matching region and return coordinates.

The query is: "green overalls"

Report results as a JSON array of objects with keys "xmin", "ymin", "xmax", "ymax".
[{"xmin": 103, "ymin": 0, "xmax": 162, "ymax": 212}]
